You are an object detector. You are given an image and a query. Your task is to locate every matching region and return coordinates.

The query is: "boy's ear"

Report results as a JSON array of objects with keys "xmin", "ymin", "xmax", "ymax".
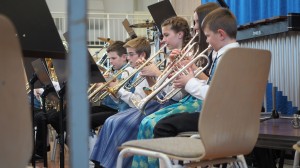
[
  {"xmin": 217, "ymin": 29, "xmax": 227, "ymax": 40},
  {"xmin": 121, "ymin": 53, "xmax": 127, "ymax": 59},
  {"xmin": 139, "ymin": 52, "xmax": 146, "ymax": 59}
]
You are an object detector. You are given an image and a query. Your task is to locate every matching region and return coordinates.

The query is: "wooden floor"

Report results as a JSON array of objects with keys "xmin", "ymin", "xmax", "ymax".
[{"xmin": 27, "ymin": 143, "xmax": 70, "ymax": 168}]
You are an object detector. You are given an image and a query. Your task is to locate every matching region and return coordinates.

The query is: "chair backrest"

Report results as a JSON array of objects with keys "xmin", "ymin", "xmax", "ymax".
[
  {"xmin": 199, "ymin": 48, "xmax": 271, "ymax": 159},
  {"xmin": 0, "ymin": 15, "xmax": 33, "ymax": 167}
]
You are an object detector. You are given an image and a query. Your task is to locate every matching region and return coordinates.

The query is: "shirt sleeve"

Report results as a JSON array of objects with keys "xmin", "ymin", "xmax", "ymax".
[
  {"xmin": 160, "ymin": 83, "xmax": 186, "ymax": 101},
  {"xmin": 184, "ymin": 77, "xmax": 209, "ymax": 100},
  {"xmin": 109, "ymin": 66, "xmax": 134, "ymax": 103},
  {"xmin": 117, "ymin": 72, "xmax": 149, "ymax": 107}
]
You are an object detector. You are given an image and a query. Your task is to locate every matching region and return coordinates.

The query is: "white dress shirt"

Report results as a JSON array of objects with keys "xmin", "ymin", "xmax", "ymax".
[
  {"xmin": 114, "ymin": 67, "xmax": 150, "ymax": 108},
  {"xmin": 184, "ymin": 42, "xmax": 240, "ymax": 100}
]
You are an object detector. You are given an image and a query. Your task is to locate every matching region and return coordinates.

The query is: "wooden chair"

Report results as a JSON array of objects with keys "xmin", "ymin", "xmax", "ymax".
[
  {"xmin": 0, "ymin": 15, "xmax": 33, "ymax": 167},
  {"xmin": 116, "ymin": 48, "xmax": 271, "ymax": 168}
]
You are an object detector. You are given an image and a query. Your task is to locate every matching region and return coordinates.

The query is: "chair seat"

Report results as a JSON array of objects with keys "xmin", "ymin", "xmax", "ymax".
[{"xmin": 121, "ymin": 137, "xmax": 205, "ymax": 160}]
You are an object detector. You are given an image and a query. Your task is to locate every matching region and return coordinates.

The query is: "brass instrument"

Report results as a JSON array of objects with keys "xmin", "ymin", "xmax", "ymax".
[
  {"xmin": 123, "ymin": 51, "xmax": 167, "ymax": 91},
  {"xmin": 158, "ymin": 32, "xmax": 199, "ymax": 81},
  {"xmin": 105, "ymin": 43, "xmax": 168, "ymax": 98},
  {"xmin": 87, "ymin": 66, "xmax": 113, "ymax": 94},
  {"xmin": 131, "ymin": 45, "xmax": 211, "ymax": 114},
  {"xmin": 45, "ymin": 58, "xmax": 58, "ymax": 82},
  {"xmin": 89, "ymin": 63, "xmax": 130, "ymax": 103},
  {"xmin": 96, "ymin": 49, "xmax": 109, "ymax": 72},
  {"xmin": 26, "ymin": 82, "xmax": 31, "ymax": 94},
  {"xmin": 136, "ymin": 33, "xmax": 200, "ymax": 100}
]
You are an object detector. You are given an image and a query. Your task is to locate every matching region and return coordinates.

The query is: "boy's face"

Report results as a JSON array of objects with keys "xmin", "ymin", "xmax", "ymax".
[
  {"xmin": 107, "ymin": 51, "xmax": 127, "ymax": 70},
  {"xmin": 161, "ymin": 25, "xmax": 183, "ymax": 50},
  {"xmin": 126, "ymin": 47, "xmax": 143, "ymax": 68},
  {"xmin": 203, "ymin": 26, "xmax": 222, "ymax": 52}
]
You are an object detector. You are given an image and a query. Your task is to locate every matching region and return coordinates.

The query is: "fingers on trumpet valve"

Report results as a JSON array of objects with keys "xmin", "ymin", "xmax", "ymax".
[
  {"xmin": 136, "ymin": 58, "xmax": 147, "ymax": 67},
  {"xmin": 169, "ymin": 49, "xmax": 181, "ymax": 62}
]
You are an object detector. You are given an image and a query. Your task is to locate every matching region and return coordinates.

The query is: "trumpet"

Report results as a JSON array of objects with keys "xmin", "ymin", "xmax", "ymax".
[
  {"xmin": 131, "ymin": 45, "xmax": 211, "ymax": 114},
  {"xmin": 105, "ymin": 44, "xmax": 168, "ymax": 98},
  {"xmin": 158, "ymin": 32, "xmax": 200, "ymax": 79},
  {"xmin": 123, "ymin": 51, "xmax": 167, "ymax": 91},
  {"xmin": 89, "ymin": 63, "xmax": 130, "ymax": 103},
  {"xmin": 138, "ymin": 33, "xmax": 200, "ymax": 99}
]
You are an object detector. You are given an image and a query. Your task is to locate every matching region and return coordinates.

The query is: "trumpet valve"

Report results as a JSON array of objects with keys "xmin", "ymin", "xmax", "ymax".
[{"xmin": 107, "ymin": 87, "xmax": 118, "ymax": 98}]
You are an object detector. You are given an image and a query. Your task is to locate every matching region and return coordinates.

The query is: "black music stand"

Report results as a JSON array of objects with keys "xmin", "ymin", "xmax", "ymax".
[
  {"xmin": 148, "ymin": 0, "xmax": 177, "ymax": 35},
  {"xmin": 1, "ymin": 0, "xmax": 65, "ymax": 167},
  {"xmin": 0, "ymin": 0, "xmax": 65, "ymax": 59},
  {"xmin": 23, "ymin": 57, "xmax": 45, "ymax": 167},
  {"xmin": 32, "ymin": 58, "xmax": 59, "ymax": 167},
  {"xmin": 63, "ymin": 32, "xmax": 106, "ymax": 84}
]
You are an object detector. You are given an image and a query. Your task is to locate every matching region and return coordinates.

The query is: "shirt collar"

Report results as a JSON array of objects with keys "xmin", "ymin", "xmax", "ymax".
[{"xmin": 213, "ymin": 42, "xmax": 240, "ymax": 60}]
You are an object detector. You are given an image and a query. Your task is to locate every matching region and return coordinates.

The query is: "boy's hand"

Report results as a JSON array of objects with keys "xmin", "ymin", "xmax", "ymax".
[
  {"xmin": 135, "ymin": 58, "xmax": 146, "ymax": 67},
  {"xmin": 141, "ymin": 63, "xmax": 161, "ymax": 77},
  {"xmin": 173, "ymin": 67, "xmax": 194, "ymax": 88},
  {"xmin": 108, "ymin": 80, "xmax": 118, "ymax": 88}
]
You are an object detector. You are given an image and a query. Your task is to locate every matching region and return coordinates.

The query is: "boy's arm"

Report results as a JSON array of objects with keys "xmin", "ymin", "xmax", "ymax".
[{"xmin": 117, "ymin": 73, "xmax": 148, "ymax": 107}]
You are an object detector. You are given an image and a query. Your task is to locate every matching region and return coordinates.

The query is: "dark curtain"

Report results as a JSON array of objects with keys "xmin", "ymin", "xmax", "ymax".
[{"xmin": 201, "ymin": 0, "xmax": 300, "ymax": 25}]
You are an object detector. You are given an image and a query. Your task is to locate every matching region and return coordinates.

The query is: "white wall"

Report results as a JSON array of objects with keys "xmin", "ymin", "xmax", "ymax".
[
  {"xmin": 46, "ymin": 0, "xmax": 67, "ymax": 12},
  {"xmin": 171, "ymin": 0, "xmax": 201, "ymax": 15},
  {"xmin": 103, "ymin": 0, "xmax": 134, "ymax": 13},
  {"xmin": 46, "ymin": 0, "xmax": 201, "ymax": 15}
]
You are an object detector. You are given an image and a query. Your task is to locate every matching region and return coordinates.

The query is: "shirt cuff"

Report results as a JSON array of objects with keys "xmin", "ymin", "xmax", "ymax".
[{"xmin": 185, "ymin": 78, "xmax": 206, "ymax": 94}]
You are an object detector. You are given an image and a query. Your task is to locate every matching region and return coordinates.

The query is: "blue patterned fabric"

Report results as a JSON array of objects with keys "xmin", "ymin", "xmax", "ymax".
[
  {"xmin": 90, "ymin": 99, "xmax": 176, "ymax": 168},
  {"xmin": 131, "ymin": 95, "xmax": 202, "ymax": 168}
]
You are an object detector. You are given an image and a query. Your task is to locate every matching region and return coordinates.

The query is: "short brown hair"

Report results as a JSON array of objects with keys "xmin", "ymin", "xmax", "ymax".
[
  {"xmin": 106, "ymin": 41, "xmax": 127, "ymax": 56},
  {"xmin": 201, "ymin": 8, "xmax": 237, "ymax": 39},
  {"xmin": 123, "ymin": 37, "xmax": 151, "ymax": 59}
]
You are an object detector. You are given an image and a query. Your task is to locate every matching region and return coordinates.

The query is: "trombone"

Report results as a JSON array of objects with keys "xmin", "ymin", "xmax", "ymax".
[
  {"xmin": 105, "ymin": 43, "xmax": 168, "ymax": 98},
  {"xmin": 131, "ymin": 45, "xmax": 211, "ymax": 114}
]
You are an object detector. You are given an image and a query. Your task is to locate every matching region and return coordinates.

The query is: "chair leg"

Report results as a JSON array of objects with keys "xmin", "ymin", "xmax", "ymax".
[
  {"xmin": 159, "ymin": 159, "xmax": 184, "ymax": 168},
  {"xmin": 51, "ymin": 133, "xmax": 58, "ymax": 161},
  {"xmin": 293, "ymin": 151, "xmax": 300, "ymax": 168},
  {"xmin": 117, "ymin": 148, "xmax": 174, "ymax": 168},
  {"xmin": 236, "ymin": 155, "xmax": 248, "ymax": 168}
]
